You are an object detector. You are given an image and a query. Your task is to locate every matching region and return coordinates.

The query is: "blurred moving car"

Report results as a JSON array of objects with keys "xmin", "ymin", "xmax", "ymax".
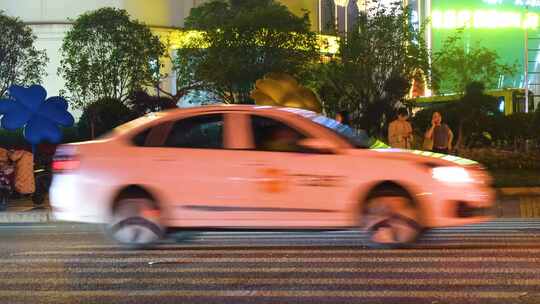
[{"xmin": 50, "ymin": 105, "xmax": 495, "ymax": 248}]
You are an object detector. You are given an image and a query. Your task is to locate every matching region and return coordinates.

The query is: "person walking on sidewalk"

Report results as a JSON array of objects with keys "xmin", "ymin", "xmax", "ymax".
[
  {"xmin": 388, "ymin": 108, "xmax": 413, "ymax": 149},
  {"xmin": 424, "ymin": 111, "xmax": 453, "ymax": 154}
]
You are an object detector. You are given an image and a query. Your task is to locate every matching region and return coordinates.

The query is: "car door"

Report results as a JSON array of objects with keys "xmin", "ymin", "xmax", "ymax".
[
  {"xmin": 127, "ymin": 112, "xmax": 253, "ymax": 226},
  {"xmin": 232, "ymin": 114, "xmax": 350, "ymax": 227}
]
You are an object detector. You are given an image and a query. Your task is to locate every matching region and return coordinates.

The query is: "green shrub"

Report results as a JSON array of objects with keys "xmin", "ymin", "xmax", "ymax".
[
  {"xmin": 60, "ymin": 127, "xmax": 82, "ymax": 143},
  {"xmin": 127, "ymin": 90, "xmax": 177, "ymax": 116},
  {"xmin": 413, "ymin": 107, "xmax": 539, "ymax": 150},
  {"xmin": 78, "ymin": 98, "xmax": 135, "ymax": 140},
  {"xmin": 0, "ymin": 128, "xmax": 28, "ymax": 148},
  {"xmin": 459, "ymin": 148, "xmax": 540, "ymax": 170}
]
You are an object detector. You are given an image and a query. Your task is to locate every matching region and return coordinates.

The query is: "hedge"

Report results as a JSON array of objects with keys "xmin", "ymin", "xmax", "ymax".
[{"xmin": 458, "ymin": 148, "xmax": 540, "ymax": 170}]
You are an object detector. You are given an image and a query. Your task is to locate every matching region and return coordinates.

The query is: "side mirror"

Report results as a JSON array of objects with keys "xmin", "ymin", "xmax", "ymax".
[{"xmin": 297, "ymin": 138, "xmax": 337, "ymax": 153}]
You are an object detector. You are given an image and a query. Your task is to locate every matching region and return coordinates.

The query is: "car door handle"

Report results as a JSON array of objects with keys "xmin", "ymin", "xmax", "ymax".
[
  {"xmin": 244, "ymin": 163, "xmax": 265, "ymax": 167},
  {"xmin": 155, "ymin": 158, "xmax": 175, "ymax": 162}
]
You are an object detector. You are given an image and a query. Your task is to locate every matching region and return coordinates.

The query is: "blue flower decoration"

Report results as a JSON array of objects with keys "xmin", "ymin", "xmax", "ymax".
[{"xmin": 0, "ymin": 85, "xmax": 75, "ymax": 145}]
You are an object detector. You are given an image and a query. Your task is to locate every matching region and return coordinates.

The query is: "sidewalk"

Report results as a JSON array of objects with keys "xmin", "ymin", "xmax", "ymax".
[
  {"xmin": 0, "ymin": 198, "xmax": 52, "ymax": 223},
  {"xmin": 497, "ymin": 187, "xmax": 540, "ymax": 218}
]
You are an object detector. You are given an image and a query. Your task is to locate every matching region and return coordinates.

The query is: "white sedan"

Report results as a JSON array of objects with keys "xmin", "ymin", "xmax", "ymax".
[{"xmin": 50, "ymin": 105, "xmax": 495, "ymax": 248}]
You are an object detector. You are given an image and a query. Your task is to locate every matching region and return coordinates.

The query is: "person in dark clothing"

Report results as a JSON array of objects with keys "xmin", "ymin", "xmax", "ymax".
[{"xmin": 425, "ymin": 111, "xmax": 453, "ymax": 154}]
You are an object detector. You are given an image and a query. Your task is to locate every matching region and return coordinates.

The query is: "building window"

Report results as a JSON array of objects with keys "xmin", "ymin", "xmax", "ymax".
[
  {"xmin": 320, "ymin": 0, "xmax": 335, "ymax": 34},
  {"xmin": 347, "ymin": 0, "xmax": 360, "ymax": 32},
  {"xmin": 320, "ymin": 0, "xmax": 361, "ymax": 34}
]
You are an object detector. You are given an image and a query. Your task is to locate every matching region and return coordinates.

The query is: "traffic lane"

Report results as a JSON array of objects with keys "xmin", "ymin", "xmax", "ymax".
[
  {"xmin": 2, "ymin": 221, "xmax": 540, "ymax": 251},
  {"xmin": 2, "ymin": 221, "xmax": 540, "ymax": 253},
  {"xmin": 1, "ymin": 258, "xmax": 540, "ymax": 303},
  {"xmin": 0, "ymin": 223, "xmax": 108, "ymax": 256},
  {"xmin": 1, "ymin": 222, "xmax": 540, "ymax": 303}
]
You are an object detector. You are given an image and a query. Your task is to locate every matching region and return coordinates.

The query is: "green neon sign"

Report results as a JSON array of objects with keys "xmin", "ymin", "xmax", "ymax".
[
  {"xmin": 431, "ymin": 0, "xmax": 540, "ymax": 93},
  {"xmin": 432, "ymin": 10, "xmax": 539, "ymax": 29}
]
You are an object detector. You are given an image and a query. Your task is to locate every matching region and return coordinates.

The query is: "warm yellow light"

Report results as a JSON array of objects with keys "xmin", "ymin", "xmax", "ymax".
[
  {"xmin": 334, "ymin": 0, "xmax": 349, "ymax": 7},
  {"xmin": 524, "ymin": 13, "xmax": 539, "ymax": 29},
  {"xmin": 166, "ymin": 30, "xmax": 340, "ymax": 55},
  {"xmin": 168, "ymin": 30, "xmax": 207, "ymax": 49},
  {"xmin": 318, "ymin": 34, "xmax": 340, "ymax": 54}
]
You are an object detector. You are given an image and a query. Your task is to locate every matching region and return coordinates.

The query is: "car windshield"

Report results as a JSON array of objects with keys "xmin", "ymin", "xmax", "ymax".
[
  {"xmin": 310, "ymin": 115, "xmax": 375, "ymax": 148},
  {"xmin": 98, "ymin": 113, "xmax": 165, "ymax": 139},
  {"xmin": 278, "ymin": 108, "xmax": 375, "ymax": 148}
]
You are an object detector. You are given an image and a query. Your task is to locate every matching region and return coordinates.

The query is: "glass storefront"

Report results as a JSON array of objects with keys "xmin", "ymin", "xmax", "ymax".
[{"xmin": 426, "ymin": 0, "xmax": 540, "ymax": 102}]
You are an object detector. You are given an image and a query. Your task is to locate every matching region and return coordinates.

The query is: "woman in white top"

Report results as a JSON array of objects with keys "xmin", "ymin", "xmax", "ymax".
[{"xmin": 388, "ymin": 108, "xmax": 413, "ymax": 149}]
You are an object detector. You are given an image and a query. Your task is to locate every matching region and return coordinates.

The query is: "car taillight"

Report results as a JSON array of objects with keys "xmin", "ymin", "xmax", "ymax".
[{"xmin": 52, "ymin": 158, "xmax": 80, "ymax": 173}]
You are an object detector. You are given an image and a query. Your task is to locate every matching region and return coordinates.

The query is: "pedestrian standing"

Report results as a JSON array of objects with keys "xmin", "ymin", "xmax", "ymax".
[
  {"xmin": 424, "ymin": 111, "xmax": 453, "ymax": 154},
  {"xmin": 388, "ymin": 108, "xmax": 413, "ymax": 149}
]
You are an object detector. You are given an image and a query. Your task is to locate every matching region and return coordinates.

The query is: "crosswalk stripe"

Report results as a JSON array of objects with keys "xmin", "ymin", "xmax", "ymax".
[
  {"xmin": 1, "ymin": 277, "xmax": 540, "ymax": 286},
  {"xmin": 0, "ymin": 267, "xmax": 538, "ymax": 274},
  {"xmin": 152, "ymin": 242, "xmax": 540, "ymax": 247},
  {"xmin": 3, "ymin": 221, "xmax": 540, "ymax": 302},
  {"xmin": 162, "ymin": 235, "xmax": 540, "ymax": 240},
  {"xmin": 13, "ymin": 248, "xmax": 540, "ymax": 256},
  {"xmin": 179, "ymin": 229, "xmax": 540, "ymax": 236},
  {"xmin": 66, "ymin": 242, "xmax": 540, "ymax": 250},
  {"xmin": 3, "ymin": 257, "xmax": 540, "ymax": 263},
  {"xmin": 0, "ymin": 290, "xmax": 523, "ymax": 299}
]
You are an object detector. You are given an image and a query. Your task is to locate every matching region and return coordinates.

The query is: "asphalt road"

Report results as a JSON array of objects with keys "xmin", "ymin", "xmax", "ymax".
[{"xmin": 1, "ymin": 220, "xmax": 540, "ymax": 304}]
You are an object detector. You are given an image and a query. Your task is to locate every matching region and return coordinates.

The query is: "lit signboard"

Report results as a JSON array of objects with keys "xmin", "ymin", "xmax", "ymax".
[
  {"xmin": 431, "ymin": 0, "xmax": 540, "ymax": 93},
  {"xmin": 432, "ymin": 10, "xmax": 539, "ymax": 29},
  {"xmin": 483, "ymin": 0, "xmax": 540, "ymax": 7}
]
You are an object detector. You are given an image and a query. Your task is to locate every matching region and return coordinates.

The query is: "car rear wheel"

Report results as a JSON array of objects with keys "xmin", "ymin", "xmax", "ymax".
[
  {"xmin": 363, "ymin": 190, "xmax": 422, "ymax": 249},
  {"xmin": 106, "ymin": 197, "xmax": 164, "ymax": 248}
]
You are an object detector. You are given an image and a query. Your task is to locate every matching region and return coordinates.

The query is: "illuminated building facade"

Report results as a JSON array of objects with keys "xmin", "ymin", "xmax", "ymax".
[
  {"xmin": 11, "ymin": 0, "xmax": 533, "ymax": 111},
  {"xmin": 0, "ymin": 0, "xmax": 366, "ymax": 110},
  {"xmin": 0, "ymin": 0, "xmax": 209, "ymax": 105},
  {"xmin": 410, "ymin": 0, "xmax": 540, "ymax": 109}
]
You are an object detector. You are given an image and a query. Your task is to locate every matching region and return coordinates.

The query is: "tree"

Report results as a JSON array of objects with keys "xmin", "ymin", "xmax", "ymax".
[
  {"xmin": 181, "ymin": 0, "xmax": 320, "ymax": 104},
  {"xmin": 453, "ymin": 82, "xmax": 500, "ymax": 149},
  {"xmin": 127, "ymin": 90, "xmax": 177, "ymax": 117},
  {"xmin": 58, "ymin": 7, "xmax": 166, "ymax": 110},
  {"xmin": 0, "ymin": 11, "xmax": 48, "ymax": 98},
  {"xmin": 77, "ymin": 97, "xmax": 134, "ymax": 139},
  {"xmin": 156, "ymin": 41, "xmax": 207, "ymax": 104},
  {"xmin": 432, "ymin": 32, "xmax": 517, "ymax": 94},
  {"xmin": 315, "ymin": 1, "xmax": 430, "ymax": 137}
]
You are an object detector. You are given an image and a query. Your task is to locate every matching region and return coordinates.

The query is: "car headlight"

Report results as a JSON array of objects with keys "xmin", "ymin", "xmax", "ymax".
[{"xmin": 432, "ymin": 166, "xmax": 474, "ymax": 183}]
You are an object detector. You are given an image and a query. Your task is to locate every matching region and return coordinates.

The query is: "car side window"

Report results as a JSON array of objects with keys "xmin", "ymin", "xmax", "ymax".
[
  {"xmin": 251, "ymin": 115, "xmax": 306, "ymax": 153},
  {"xmin": 164, "ymin": 114, "xmax": 224, "ymax": 149},
  {"xmin": 132, "ymin": 128, "xmax": 151, "ymax": 146},
  {"xmin": 131, "ymin": 122, "xmax": 173, "ymax": 147}
]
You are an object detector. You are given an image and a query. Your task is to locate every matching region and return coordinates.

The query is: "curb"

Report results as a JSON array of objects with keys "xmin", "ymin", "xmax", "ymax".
[
  {"xmin": 498, "ymin": 187, "xmax": 540, "ymax": 196},
  {"xmin": 0, "ymin": 210, "xmax": 52, "ymax": 223}
]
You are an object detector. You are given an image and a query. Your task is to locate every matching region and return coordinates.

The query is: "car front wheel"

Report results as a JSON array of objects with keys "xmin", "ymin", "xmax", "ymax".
[
  {"xmin": 106, "ymin": 196, "xmax": 164, "ymax": 248},
  {"xmin": 363, "ymin": 191, "xmax": 422, "ymax": 249}
]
